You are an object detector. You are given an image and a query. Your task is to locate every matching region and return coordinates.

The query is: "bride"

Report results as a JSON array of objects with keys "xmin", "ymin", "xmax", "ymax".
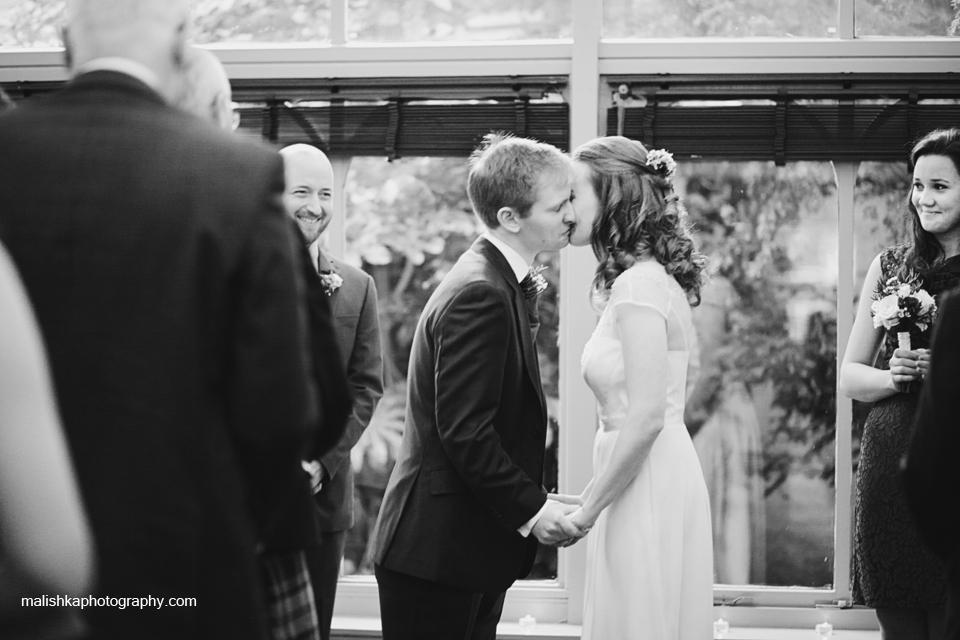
[{"xmin": 556, "ymin": 136, "xmax": 714, "ymax": 639}]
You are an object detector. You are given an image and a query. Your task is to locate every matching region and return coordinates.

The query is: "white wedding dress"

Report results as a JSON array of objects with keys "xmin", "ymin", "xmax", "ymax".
[{"xmin": 580, "ymin": 261, "xmax": 714, "ymax": 640}]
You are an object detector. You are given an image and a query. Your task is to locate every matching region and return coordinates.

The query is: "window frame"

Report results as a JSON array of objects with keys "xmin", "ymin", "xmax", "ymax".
[{"xmin": 2, "ymin": 0, "xmax": 957, "ymax": 630}]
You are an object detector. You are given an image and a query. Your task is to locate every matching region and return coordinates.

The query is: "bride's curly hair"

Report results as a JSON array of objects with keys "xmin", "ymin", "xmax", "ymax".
[{"xmin": 572, "ymin": 136, "xmax": 707, "ymax": 306}]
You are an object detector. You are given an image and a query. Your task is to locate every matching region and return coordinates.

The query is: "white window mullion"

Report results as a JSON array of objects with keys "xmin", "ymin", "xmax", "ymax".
[
  {"xmin": 557, "ymin": 0, "xmax": 602, "ymax": 626},
  {"xmin": 331, "ymin": 0, "xmax": 348, "ymax": 46},
  {"xmin": 839, "ymin": 0, "xmax": 856, "ymax": 39},
  {"xmin": 323, "ymin": 157, "xmax": 352, "ymax": 260},
  {"xmin": 832, "ymin": 161, "xmax": 859, "ymax": 603}
]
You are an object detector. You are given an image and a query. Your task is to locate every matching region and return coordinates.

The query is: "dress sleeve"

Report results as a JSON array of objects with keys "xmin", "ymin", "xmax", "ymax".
[{"xmin": 607, "ymin": 266, "xmax": 670, "ymax": 320}]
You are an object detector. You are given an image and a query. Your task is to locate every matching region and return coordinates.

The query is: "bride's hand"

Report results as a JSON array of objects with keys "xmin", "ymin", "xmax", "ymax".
[
  {"xmin": 547, "ymin": 492, "xmax": 584, "ymax": 506},
  {"xmin": 567, "ymin": 508, "xmax": 595, "ymax": 535}
]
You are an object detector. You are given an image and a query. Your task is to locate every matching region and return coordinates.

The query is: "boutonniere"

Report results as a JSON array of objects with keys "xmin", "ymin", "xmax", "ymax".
[
  {"xmin": 521, "ymin": 265, "xmax": 549, "ymax": 300},
  {"xmin": 319, "ymin": 270, "xmax": 343, "ymax": 296}
]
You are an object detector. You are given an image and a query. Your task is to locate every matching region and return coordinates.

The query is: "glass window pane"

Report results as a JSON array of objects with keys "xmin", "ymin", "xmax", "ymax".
[
  {"xmin": 343, "ymin": 156, "xmax": 560, "ymax": 580},
  {"xmin": 856, "ymin": 0, "xmax": 958, "ymax": 37},
  {"xmin": 191, "ymin": 0, "xmax": 330, "ymax": 44},
  {"xmin": 348, "ymin": 0, "xmax": 571, "ymax": 42},
  {"xmin": 0, "ymin": 1, "xmax": 65, "ymax": 48},
  {"xmin": 680, "ymin": 161, "xmax": 837, "ymax": 587},
  {"xmin": 0, "ymin": 1, "xmax": 331, "ymax": 47},
  {"xmin": 603, "ymin": 0, "xmax": 838, "ymax": 38}
]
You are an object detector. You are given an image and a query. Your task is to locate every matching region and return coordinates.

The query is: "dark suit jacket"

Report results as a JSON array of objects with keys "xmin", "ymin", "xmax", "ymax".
[
  {"xmin": 314, "ymin": 251, "xmax": 383, "ymax": 532},
  {"xmin": 0, "ymin": 70, "xmax": 320, "ymax": 640},
  {"xmin": 372, "ymin": 237, "xmax": 548, "ymax": 593},
  {"xmin": 904, "ymin": 289, "xmax": 960, "ymax": 640},
  {"xmin": 263, "ymin": 240, "xmax": 352, "ymax": 553}
]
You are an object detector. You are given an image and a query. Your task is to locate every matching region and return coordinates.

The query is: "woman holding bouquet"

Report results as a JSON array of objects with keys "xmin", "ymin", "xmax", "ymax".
[{"xmin": 840, "ymin": 128, "xmax": 960, "ymax": 640}]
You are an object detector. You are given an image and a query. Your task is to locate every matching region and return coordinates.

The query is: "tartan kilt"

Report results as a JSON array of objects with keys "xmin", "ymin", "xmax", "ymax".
[{"xmin": 260, "ymin": 550, "xmax": 321, "ymax": 640}]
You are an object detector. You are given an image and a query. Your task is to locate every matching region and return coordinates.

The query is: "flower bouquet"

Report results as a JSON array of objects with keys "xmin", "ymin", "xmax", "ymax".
[{"xmin": 870, "ymin": 275, "xmax": 937, "ymax": 391}]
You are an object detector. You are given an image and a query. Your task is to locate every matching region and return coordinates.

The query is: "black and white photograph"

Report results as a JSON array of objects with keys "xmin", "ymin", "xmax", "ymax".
[{"xmin": 1, "ymin": 1, "xmax": 959, "ymax": 639}]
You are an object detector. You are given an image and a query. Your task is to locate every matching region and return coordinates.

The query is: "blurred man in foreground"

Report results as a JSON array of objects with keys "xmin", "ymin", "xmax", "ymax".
[{"xmin": 0, "ymin": 1, "xmax": 324, "ymax": 637}]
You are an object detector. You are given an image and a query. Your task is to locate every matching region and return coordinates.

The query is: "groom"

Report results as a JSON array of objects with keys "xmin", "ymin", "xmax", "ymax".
[{"xmin": 372, "ymin": 133, "xmax": 581, "ymax": 639}]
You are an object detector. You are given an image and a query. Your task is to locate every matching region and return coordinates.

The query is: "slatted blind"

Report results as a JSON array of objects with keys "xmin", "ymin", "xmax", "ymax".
[
  {"xmin": 239, "ymin": 100, "xmax": 569, "ymax": 157},
  {"xmin": 1, "ymin": 75, "xmax": 570, "ymax": 158},
  {"xmin": 607, "ymin": 75, "xmax": 960, "ymax": 164},
  {"xmin": 6, "ymin": 73, "xmax": 958, "ymax": 162}
]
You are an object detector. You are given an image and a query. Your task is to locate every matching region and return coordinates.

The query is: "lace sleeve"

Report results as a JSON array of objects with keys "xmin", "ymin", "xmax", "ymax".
[
  {"xmin": 879, "ymin": 244, "xmax": 906, "ymax": 283},
  {"xmin": 608, "ymin": 264, "xmax": 670, "ymax": 320}
]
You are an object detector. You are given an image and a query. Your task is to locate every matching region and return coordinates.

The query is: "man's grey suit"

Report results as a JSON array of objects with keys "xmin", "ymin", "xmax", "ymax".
[{"xmin": 307, "ymin": 250, "xmax": 383, "ymax": 639}]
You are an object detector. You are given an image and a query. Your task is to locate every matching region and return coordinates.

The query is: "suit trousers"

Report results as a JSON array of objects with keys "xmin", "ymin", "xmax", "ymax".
[
  {"xmin": 305, "ymin": 531, "xmax": 347, "ymax": 640},
  {"xmin": 375, "ymin": 564, "xmax": 506, "ymax": 640}
]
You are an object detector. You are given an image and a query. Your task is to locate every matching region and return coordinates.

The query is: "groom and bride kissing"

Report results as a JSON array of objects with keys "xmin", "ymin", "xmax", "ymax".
[{"xmin": 372, "ymin": 133, "xmax": 713, "ymax": 640}]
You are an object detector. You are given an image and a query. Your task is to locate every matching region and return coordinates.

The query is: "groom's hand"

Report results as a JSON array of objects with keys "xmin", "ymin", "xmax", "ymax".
[{"xmin": 531, "ymin": 500, "xmax": 581, "ymax": 547}]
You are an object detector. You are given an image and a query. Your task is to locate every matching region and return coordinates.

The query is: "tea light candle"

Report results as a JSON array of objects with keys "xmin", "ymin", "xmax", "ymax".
[
  {"xmin": 519, "ymin": 615, "xmax": 536, "ymax": 635},
  {"xmin": 713, "ymin": 618, "xmax": 730, "ymax": 639}
]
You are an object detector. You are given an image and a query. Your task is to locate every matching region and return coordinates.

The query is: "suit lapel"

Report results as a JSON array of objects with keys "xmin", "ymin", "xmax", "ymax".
[{"xmin": 472, "ymin": 238, "xmax": 545, "ymax": 413}]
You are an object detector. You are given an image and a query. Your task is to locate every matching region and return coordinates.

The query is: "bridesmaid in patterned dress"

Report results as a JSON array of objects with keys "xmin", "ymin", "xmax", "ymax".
[{"xmin": 840, "ymin": 128, "xmax": 960, "ymax": 640}]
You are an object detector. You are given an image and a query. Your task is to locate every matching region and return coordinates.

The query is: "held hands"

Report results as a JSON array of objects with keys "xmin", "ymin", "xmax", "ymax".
[
  {"xmin": 531, "ymin": 500, "xmax": 583, "ymax": 547},
  {"xmin": 889, "ymin": 348, "xmax": 930, "ymax": 390},
  {"xmin": 558, "ymin": 508, "xmax": 596, "ymax": 548}
]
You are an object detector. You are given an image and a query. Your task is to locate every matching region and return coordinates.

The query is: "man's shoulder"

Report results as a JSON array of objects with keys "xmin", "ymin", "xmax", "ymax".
[
  {"xmin": 328, "ymin": 255, "xmax": 374, "ymax": 286},
  {"xmin": 449, "ymin": 247, "xmax": 508, "ymax": 289},
  {"xmin": 431, "ymin": 253, "xmax": 511, "ymax": 312},
  {"xmin": 169, "ymin": 114, "xmax": 280, "ymax": 174}
]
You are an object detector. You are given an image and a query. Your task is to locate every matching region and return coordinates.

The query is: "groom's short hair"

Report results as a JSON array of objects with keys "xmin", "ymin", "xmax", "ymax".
[{"xmin": 467, "ymin": 132, "xmax": 570, "ymax": 228}]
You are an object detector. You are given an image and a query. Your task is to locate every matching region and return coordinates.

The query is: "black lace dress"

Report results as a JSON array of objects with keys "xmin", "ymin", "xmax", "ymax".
[{"xmin": 852, "ymin": 246, "xmax": 960, "ymax": 609}]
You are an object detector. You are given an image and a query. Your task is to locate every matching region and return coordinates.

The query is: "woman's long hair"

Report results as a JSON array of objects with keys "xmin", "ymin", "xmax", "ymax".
[
  {"xmin": 901, "ymin": 128, "xmax": 960, "ymax": 279},
  {"xmin": 572, "ymin": 136, "xmax": 707, "ymax": 306}
]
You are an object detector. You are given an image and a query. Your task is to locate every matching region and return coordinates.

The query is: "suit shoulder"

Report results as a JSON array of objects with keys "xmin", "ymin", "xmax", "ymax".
[
  {"xmin": 328, "ymin": 258, "xmax": 377, "ymax": 299},
  {"xmin": 436, "ymin": 276, "xmax": 511, "ymax": 318},
  {"xmin": 329, "ymin": 257, "xmax": 373, "ymax": 283},
  {"xmin": 171, "ymin": 113, "xmax": 280, "ymax": 174}
]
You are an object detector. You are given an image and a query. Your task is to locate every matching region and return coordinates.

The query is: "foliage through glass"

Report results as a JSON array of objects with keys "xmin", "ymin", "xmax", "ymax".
[
  {"xmin": 603, "ymin": 0, "xmax": 839, "ymax": 38},
  {"xmin": 348, "ymin": 0, "xmax": 571, "ymax": 42},
  {"xmin": 680, "ymin": 161, "xmax": 837, "ymax": 587}
]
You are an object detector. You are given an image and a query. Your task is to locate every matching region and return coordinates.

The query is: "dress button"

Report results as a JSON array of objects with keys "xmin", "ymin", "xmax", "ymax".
[{"xmin": 533, "ymin": 429, "xmax": 542, "ymax": 438}]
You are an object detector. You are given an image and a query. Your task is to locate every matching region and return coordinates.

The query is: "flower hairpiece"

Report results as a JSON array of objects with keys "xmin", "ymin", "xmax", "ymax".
[{"xmin": 645, "ymin": 149, "xmax": 677, "ymax": 181}]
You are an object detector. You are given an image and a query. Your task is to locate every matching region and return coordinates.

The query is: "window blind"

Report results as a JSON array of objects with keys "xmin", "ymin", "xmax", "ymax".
[
  {"xmin": 241, "ymin": 99, "xmax": 569, "ymax": 157},
  {"xmin": 606, "ymin": 74, "xmax": 960, "ymax": 164}
]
